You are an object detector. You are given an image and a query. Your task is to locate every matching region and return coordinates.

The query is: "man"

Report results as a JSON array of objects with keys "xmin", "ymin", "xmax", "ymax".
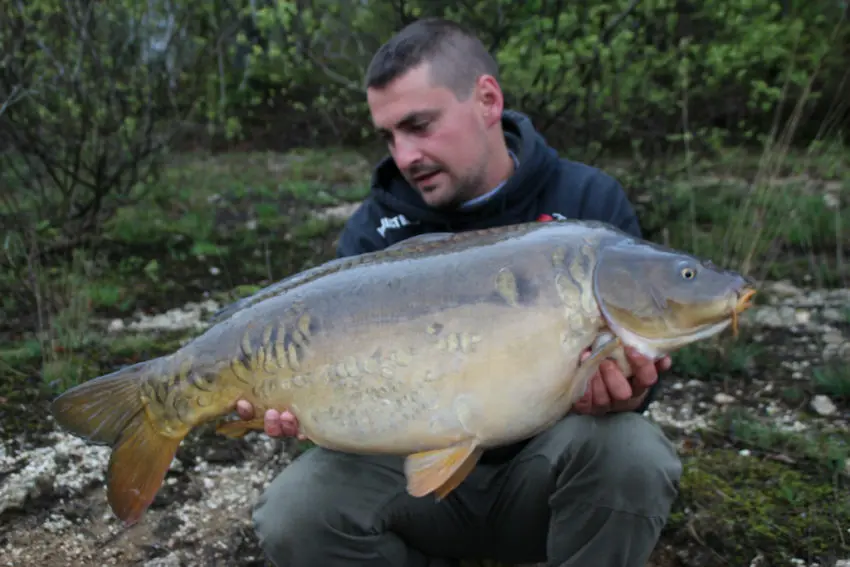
[{"xmin": 236, "ymin": 17, "xmax": 682, "ymax": 567}]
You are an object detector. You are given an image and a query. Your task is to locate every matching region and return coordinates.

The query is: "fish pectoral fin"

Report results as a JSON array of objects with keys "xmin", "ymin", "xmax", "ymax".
[
  {"xmin": 404, "ymin": 441, "xmax": 483, "ymax": 500},
  {"xmin": 592, "ymin": 332, "xmax": 630, "ymax": 376},
  {"xmin": 565, "ymin": 335, "xmax": 624, "ymax": 404},
  {"xmin": 215, "ymin": 416, "xmax": 266, "ymax": 438}
]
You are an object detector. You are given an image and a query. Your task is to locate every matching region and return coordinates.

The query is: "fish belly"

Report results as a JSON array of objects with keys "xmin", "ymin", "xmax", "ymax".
[{"xmin": 276, "ymin": 305, "xmax": 597, "ymax": 456}]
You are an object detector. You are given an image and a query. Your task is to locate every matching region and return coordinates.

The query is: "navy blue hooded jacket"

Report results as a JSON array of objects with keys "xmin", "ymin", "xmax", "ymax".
[
  {"xmin": 335, "ymin": 109, "xmax": 659, "ymax": 463},
  {"xmin": 338, "ymin": 110, "xmax": 642, "ymax": 255}
]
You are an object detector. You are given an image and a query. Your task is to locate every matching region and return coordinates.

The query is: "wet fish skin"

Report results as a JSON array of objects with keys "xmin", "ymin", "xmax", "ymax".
[{"xmin": 49, "ymin": 219, "xmax": 756, "ymax": 526}]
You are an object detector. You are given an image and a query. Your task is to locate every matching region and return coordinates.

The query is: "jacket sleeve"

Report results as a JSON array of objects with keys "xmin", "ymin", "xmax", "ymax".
[
  {"xmin": 584, "ymin": 173, "xmax": 643, "ymax": 239},
  {"xmin": 335, "ymin": 200, "xmax": 389, "ymax": 258}
]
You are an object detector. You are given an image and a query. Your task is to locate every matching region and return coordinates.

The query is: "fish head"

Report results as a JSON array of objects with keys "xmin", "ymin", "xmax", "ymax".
[{"xmin": 592, "ymin": 239, "xmax": 756, "ymax": 359}]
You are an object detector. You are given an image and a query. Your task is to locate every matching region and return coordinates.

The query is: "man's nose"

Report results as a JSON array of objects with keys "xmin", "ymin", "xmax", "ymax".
[{"xmin": 392, "ymin": 136, "xmax": 423, "ymax": 171}]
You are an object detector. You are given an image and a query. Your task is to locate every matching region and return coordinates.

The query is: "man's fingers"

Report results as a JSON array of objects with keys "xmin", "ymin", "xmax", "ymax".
[
  {"xmin": 600, "ymin": 360, "xmax": 633, "ymax": 402},
  {"xmin": 591, "ymin": 365, "xmax": 611, "ymax": 409},
  {"xmin": 632, "ymin": 363, "xmax": 659, "ymax": 389},
  {"xmin": 235, "ymin": 399, "xmax": 254, "ymax": 420},
  {"xmin": 626, "ymin": 348, "xmax": 661, "ymax": 389},
  {"xmin": 573, "ymin": 390, "xmax": 593, "ymax": 414},
  {"xmin": 572, "ymin": 358, "xmax": 596, "ymax": 414},
  {"xmin": 279, "ymin": 411, "xmax": 299, "ymax": 437},
  {"xmin": 261, "ymin": 409, "xmax": 305, "ymax": 439},
  {"xmin": 571, "ymin": 345, "xmax": 669, "ymax": 416},
  {"xmin": 264, "ymin": 409, "xmax": 283, "ymax": 437},
  {"xmin": 575, "ymin": 383, "xmax": 593, "ymax": 412}
]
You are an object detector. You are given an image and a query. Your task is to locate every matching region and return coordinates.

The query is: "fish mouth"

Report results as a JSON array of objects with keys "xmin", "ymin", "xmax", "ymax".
[{"xmin": 730, "ymin": 287, "xmax": 757, "ymax": 337}]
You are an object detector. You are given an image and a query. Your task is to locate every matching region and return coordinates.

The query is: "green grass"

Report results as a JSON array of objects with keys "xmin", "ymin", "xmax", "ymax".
[
  {"xmin": 813, "ymin": 361, "xmax": 850, "ymax": 401},
  {"xmin": 2, "ymin": 146, "xmax": 371, "ymax": 322},
  {"xmin": 622, "ymin": 145, "xmax": 850, "ymax": 287},
  {"xmin": 666, "ymin": 332, "xmax": 763, "ymax": 384}
]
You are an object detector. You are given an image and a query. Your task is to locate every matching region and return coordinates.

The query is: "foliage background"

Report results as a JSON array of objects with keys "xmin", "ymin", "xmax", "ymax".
[{"xmin": 2, "ymin": 0, "xmax": 848, "ymax": 243}]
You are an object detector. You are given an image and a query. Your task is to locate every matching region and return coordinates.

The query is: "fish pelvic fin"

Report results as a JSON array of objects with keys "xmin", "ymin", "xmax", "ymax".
[
  {"xmin": 49, "ymin": 361, "xmax": 184, "ymax": 526},
  {"xmin": 404, "ymin": 441, "xmax": 483, "ymax": 500},
  {"xmin": 215, "ymin": 416, "xmax": 266, "ymax": 438}
]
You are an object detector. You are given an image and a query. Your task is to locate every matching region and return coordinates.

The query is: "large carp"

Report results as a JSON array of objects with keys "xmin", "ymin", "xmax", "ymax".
[{"xmin": 50, "ymin": 219, "xmax": 756, "ymax": 526}]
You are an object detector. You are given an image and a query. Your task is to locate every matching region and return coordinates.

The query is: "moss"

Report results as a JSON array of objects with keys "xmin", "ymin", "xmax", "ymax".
[{"xmin": 665, "ymin": 448, "xmax": 850, "ymax": 565}]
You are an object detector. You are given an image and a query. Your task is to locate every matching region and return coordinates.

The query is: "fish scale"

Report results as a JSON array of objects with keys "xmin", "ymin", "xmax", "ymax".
[{"xmin": 49, "ymin": 219, "xmax": 757, "ymax": 526}]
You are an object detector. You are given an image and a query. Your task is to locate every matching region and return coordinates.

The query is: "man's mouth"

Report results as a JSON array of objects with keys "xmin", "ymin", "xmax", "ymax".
[{"xmin": 412, "ymin": 170, "xmax": 441, "ymax": 186}]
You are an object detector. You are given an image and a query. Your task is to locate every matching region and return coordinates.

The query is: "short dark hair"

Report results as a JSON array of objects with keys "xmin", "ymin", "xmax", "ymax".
[{"xmin": 365, "ymin": 18, "xmax": 499, "ymax": 100}]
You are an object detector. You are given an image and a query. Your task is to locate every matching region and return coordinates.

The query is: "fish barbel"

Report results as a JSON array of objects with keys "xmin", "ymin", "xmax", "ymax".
[{"xmin": 50, "ymin": 219, "xmax": 757, "ymax": 526}]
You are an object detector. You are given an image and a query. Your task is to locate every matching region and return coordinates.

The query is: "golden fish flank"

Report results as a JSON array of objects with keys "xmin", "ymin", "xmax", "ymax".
[{"xmin": 48, "ymin": 219, "xmax": 757, "ymax": 527}]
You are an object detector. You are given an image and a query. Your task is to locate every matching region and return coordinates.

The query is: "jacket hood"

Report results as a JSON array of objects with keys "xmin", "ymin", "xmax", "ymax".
[{"xmin": 368, "ymin": 109, "xmax": 561, "ymax": 231}]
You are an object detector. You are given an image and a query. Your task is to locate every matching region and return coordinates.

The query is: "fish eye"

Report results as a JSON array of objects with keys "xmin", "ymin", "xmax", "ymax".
[{"xmin": 681, "ymin": 266, "xmax": 697, "ymax": 280}]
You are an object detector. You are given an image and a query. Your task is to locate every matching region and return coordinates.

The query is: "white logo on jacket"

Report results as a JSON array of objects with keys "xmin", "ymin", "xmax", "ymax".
[{"xmin": 376, "ymin": 214, "xmax": 418, "ymax": 237}]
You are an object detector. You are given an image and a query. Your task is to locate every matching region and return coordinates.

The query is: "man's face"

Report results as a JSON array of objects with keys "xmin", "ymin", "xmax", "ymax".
[{"xmin": 367, "ymin": 63, "xmax": 502, "ymax": 210}]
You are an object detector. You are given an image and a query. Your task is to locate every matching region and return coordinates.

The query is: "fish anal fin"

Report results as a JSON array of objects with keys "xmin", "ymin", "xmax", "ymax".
[{"xmin": 404, "ymin": 441, "xmax": 482, "ymax": 500}]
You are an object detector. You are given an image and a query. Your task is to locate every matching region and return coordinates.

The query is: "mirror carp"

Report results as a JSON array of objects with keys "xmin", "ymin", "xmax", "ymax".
[{"xmin": 50, "ymin": 219, "xmax": 756, "ymax": 526}]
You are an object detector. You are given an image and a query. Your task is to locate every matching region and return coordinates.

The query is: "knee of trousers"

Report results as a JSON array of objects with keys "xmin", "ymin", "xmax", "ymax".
[
  {"xmin": 252, "ymin": 447, "xmax": 403, "ymax": 563},
  {"xmin": 540, "ymin": 412, "xmax": 683, "ymax": 517}
]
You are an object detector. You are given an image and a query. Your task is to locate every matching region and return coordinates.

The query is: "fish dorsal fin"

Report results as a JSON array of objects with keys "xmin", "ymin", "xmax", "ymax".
[
  {"xmin": 384, "ymin": 232, "xmax": 456, "ymax": 251},
  {"xmin": 212, "ymin": 233, "xmax": 459, "ymax": 323},
  {"xmin": 213, "ymin": 224, "xmax": 542, "ymax": 323},
  {"xmin": 210, "ymin": 256, "xmax": 361, "ymax": 323}
]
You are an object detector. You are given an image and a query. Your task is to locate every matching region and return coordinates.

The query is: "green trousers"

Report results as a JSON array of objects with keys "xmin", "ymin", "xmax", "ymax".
[{"xmin": 252, "ymin": 412, "xmax": 682, "ymax": 567}]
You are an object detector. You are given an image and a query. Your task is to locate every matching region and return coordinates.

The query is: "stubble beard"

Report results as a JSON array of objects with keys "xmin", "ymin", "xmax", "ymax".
[{"xmin": 427, "ymin": 167, "xmax": 489, "ymax": 211}]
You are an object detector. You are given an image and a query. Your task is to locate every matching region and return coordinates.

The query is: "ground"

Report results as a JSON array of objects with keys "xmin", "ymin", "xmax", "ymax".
[{"xmin": 1, "ymin": 147, "xmax": 849, "ymax": 567}]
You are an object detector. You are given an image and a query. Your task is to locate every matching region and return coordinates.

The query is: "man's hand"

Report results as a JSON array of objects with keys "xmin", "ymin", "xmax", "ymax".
[
  {"xmin": 572, "ymin": 346, "xmax": 671, "ymax": 416},
  {"xmin": 235, "ymin": 400, "xmax": 307, "ymax": 440}
]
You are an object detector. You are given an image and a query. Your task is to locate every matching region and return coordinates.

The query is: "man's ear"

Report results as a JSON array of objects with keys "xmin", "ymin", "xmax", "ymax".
[{"xmin": 475, "ymin": 74, "xmax": 504, "ymax": 127}]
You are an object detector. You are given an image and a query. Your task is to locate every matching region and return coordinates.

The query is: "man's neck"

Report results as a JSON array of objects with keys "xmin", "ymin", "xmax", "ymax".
[
  {"xmin": 481, "ymin": 143, "xmax": 516, "ymax": 193},
  {"xmin": 458, "ymin": 148, "xmax": 519, "ymax": 211}
]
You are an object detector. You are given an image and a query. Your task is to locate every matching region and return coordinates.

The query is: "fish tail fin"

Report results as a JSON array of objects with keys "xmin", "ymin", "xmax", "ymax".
[{"xmin": 50, "ymin": 360, "xmax": 184, "ymax": 526}]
